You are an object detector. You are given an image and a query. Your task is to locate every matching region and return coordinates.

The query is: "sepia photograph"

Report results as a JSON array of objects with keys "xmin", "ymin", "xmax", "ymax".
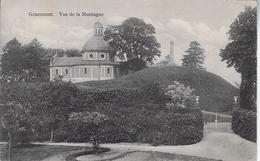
[{"xmin": 0, "ymin": 0, "xmax": 257, "ymax": 161}]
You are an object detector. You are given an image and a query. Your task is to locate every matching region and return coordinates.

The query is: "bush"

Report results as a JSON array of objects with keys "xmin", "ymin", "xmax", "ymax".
[
  {"xmin": 232, "ymin": 109, "xmax": 256, "ymax": 142},
  {"xmin": 55, "ymin": 105, "xmax": 203, "ymax": 145},
  {"xmin": 140, "ymin": 82, "xmax": 170, "ymax": 104},
  {"xmin": 165, "ymin": 81, "xmax": 197, "ymax": 109},
  {"xmin": 68, "ymin": 111, "xmax": 109, "ymax": 148},
  {"xmin": 152, "ymin": 109, "xmax": 203, "ymax": 145},
  {"xmin": 80, "ymin": 87, "xmax": 146, "ymax": 106},
  {"xmin": 1, "ymin": 81, "xmax": 203, "ymax": 146}
]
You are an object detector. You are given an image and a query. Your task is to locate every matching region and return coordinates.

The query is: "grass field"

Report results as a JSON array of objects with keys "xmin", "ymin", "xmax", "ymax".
[
  {"xmin": 78, "ymin": 66, "xmax": 239, "ymax": 112},
  {"xmin": 0, "ymin": 144, "xmax": 85, "ymax": 161}
]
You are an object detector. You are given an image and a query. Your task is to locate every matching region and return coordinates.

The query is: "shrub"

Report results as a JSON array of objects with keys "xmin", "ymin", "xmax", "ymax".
[
  {"xmin": 232, "ymin": 109, "xmax": 256, "ymax": 142},
  {"xmin": 140, "ymin": 82, "xmax": 170, "ymax": 104},
  {"xmin": 53, "ymin": 104, "xmax": 203, "ymax": 145},
  {"xmin": 98, "ymin": 106, "xmax": 203, "ymax": 145},
  {"xmin": 165, "ymin": 81, "xmax": 197, "ymax": 109},
  {"xmin": 80, "ymin": 87, "xmax": 146, "ymax": 106},
  {"xmin": 68, "ymin": 111, "xmax": 109, "ymax": 149},
  {"xmin": 151, "ymin": 109, "xmax": 203, "ymax": 145},
  {"xmin": 1, "ymin": 81, "xmax": 204, "ymax": 146}
]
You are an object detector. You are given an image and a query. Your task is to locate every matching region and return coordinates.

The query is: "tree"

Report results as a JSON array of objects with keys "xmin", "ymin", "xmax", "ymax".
[
  {"xmin": 104, "ymin": 17, "xmax": 161, "ymax": 72},
  {"xmin": 0, "ymin": 81, "xmax": 39, "ymax": 161},
  {"xmin": 182, "ymin": 41, "xmax": 205, "ymax": 70},
  {"xmin": 1, "ymin": 38, "xmax": 49, "ymax": 82},
  {"xmin": 220, "ymin": 7, "xmax": 256, "ymax": 110},
  {"xmin": 23, "ymin": 39, "xmax": 49, "ymax": 81},
  {"xmin": 64, "ymin": 49, "xmax": 82, "ymax": 57},
  {"xmin": 1, "ymin": 38, "xmax": 24, "ymax": 81},
  {"xmin": 44, "ymin": 48, "xmax": 64, "ymax": 58},
  {"xmin": 38, "ymin": 79, "xmax": 80, "ymax": 141}
]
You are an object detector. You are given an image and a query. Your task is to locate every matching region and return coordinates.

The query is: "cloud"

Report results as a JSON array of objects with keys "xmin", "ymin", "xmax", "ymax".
[
  {"xmin": 144, "ymin": 17, "xmax": 166, "ymax": 31},
  {"xmin": 2, "ymin": 17, "xmax": 93, "ymax": 49},
  {"xmin": 107, "ymin": 16, "xmax": 125, "ymax": 25},
  {"xmin": 166, "ymin": 18, "xmax": 228, "ymax": 47}
]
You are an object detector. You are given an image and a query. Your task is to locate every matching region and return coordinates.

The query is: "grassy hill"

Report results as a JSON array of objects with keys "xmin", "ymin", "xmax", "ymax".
[{"xmin": 78, "ymin": 66, "xmax": 239, "ymax": 112}]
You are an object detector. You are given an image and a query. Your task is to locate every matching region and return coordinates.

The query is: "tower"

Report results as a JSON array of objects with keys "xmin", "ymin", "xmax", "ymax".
[
  {"xmin": 94, "ymin": 21, "xmax": 103, "ymax": 36},
  {"xmin": 169, "ymin": 41, "xmax": 174, "ymax": 64}
]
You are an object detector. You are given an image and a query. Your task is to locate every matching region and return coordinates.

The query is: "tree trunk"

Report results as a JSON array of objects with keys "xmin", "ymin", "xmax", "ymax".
[
  {"xmin": 8, "ymin": 131, "xmax": 12, "ymax": 161},
  {"xmin": 240, "ymin": 58, "xmax": 256, "ymax": 110},
  {"xmin": 50, "ymin": 128, "xmax": 54, "ymax": 142}
]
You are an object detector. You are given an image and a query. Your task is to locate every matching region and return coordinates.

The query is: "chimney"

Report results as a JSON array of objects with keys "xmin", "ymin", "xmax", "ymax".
[{"xmin": 169, "ymin": 41, "xmax": 174, "ymax": 64}]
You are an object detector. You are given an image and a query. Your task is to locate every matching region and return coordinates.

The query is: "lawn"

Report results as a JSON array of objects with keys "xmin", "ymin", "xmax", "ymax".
[{"xmin": 0, "ymin": 144, "xmax": 85, "ymax": 161}]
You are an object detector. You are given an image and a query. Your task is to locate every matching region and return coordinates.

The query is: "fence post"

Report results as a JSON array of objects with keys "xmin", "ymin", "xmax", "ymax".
[
  {"xmin": 195, "ymin": 96, "xmax": 200, "ymax": 109},
  {"xmin": 215, "ymin": 113, "xmax": 218, "ymax": 128}
]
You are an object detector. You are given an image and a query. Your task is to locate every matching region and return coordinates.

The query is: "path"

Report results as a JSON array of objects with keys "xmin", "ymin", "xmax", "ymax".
[{"xmin": 33, "ymin": 123, "xmax": 256, "ymax": 161}]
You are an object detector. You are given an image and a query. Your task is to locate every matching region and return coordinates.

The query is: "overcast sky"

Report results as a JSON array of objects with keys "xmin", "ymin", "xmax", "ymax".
[{"xmin": 0, "ymin": 0, "xmax": 256, "ymax": 85}]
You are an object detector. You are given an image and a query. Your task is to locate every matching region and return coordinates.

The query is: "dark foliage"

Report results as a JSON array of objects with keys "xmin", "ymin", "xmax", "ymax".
[
  {"xmin": 104, "ymin": 17, "xmax": 161, "ymax": 72},
  {"xmin": 0, "ymin": 81, "xmax": 41, "ymax": 145},
  {"xmin": 55, "ymin": 103, "xmax": 203, "ymax": 145},
  {"xmin": 220, "ymin": 7, "xmax": 256, "ymax": 110},
  {"xmin": 78, "ymin": 66, "xmax": 239, "ymax": 112},
  {"xmin": 232, "ymin": 109, "xmax": 256, "ymax": 142},
  {"xmin": 182, "ymin": 41, "xmax": 205, "ymax": 70},
  {"xmin": 1, "ymin": 81, "xmax": 203, "ymax": 146},
  {"xmin": 79, "ymin": 87, "xmax": 147, "ymax": 106},
  {"xmin": 1, "ymin": 38, "xmax": 49, "ymax": 82}
]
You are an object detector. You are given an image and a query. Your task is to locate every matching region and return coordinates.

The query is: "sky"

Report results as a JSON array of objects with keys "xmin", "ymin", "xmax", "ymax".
[{"xmin": 0, "ymin": 0, "xmax": 257, "ymax": 85}]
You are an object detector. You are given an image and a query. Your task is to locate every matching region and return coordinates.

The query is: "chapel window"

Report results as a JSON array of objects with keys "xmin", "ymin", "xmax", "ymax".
[
  {"xmin": 101, "ymin": 53, "xmax": 105, "ymax": 59},
  {"xmin": 84, "ymin": 68, "xmax": 87, "ymax": 74},
  {"xmin": 107, "ymin": 68, "xmax": 110, "ymax": 74},
  {"xmin": 65, "ymin": 69, "xmax": 68, "ymax": 75},
  {"xmin": 56, "ymin": 69, "xmax": 59, "ymax": 75}
]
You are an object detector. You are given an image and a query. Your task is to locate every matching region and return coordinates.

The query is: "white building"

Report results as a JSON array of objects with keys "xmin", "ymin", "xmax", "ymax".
[{"xmin": 50, "ymin": 21, "xmax": 120, "ymax": 83}]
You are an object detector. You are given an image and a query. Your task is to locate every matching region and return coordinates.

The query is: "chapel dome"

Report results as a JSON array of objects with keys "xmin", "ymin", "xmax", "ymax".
[
  {"xmin": 82, "ymin": 36, "xmax": 111, "ymax": 51},
  {"xmin": 82, "ymin": 21, "xmax": 111, "ymax": 51}
]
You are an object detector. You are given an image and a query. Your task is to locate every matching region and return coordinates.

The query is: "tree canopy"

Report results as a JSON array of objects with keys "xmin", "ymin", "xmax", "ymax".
[
  {"xmin": 182, "ymin": 41, "xmax": 205, "ymax": 70},
  {"xmin": 104, "ymin": 17, "xmax": 161, "ymax": 72},
  {"xmin": 1, "ymin": 38, "xmax": 82, "ymax": 82},
  {"xmin": 1, "ymin": 38, "xmax": 49, "ymax": 82},
  {"xmin": 1, "ymin": 38, "xmax": 24, "ymax": 81},
  {"xmin": 220, "ymin": 7, "xmax": 256, "ymax": 110}
]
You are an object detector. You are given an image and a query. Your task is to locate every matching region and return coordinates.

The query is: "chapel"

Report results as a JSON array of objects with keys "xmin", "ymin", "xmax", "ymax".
[{"xmin": 50, "ymin": 21, "xmax": 120, "ymax": 83}]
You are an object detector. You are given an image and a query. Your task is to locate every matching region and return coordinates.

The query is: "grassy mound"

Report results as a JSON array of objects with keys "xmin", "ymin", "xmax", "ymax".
[{"xmin": 78, "ymin": 66, "xmax": 239, "ymax": 112}]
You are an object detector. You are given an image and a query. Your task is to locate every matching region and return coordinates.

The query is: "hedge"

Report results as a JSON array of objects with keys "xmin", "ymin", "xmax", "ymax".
[
  {"xmin": 54, "ymin": 106, "xmax": 203, "ymax": 145},
  {"xmin": 79, "ymin": 87, "xmax": 146, "ymax": 105},
  {"xmin": 232, "ymin": 109, "xmax": 256, "ymax": 142},
  {"xmin": 0, "ymin": 82, "xmax": 204, "ymax": 146},
  {"xmin": 153, "ymin": 109, "xmax": 203, "ymax": 145}
]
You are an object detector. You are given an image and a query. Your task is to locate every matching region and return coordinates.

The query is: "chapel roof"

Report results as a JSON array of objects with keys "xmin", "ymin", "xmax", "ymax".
[
  {"xmin": 82, "ymin": 35, "xmax": 111, "ymax": 51},
  {"xmin": 50, "ymin": 57, "xmax": 119, "ymax": 67},
  {"xmin": 82, "ymin": 21, "xmax": 112, "ymax": 51}
]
